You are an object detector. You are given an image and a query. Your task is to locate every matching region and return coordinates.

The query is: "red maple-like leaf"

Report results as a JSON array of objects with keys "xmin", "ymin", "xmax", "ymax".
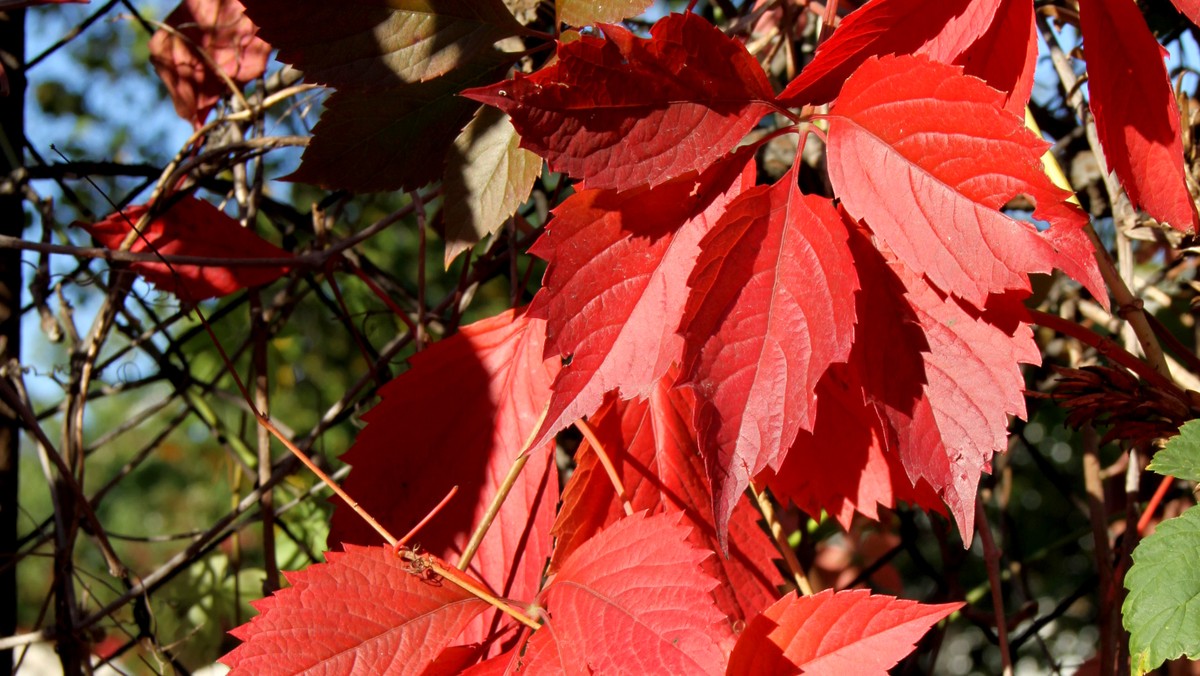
[
  {"xmin": 78, "ymin": 197, "xmax": 291, "ymax": 301},
  {"xmin": 727, "ymin": 589, "xmax": 962, "ymax": 675},
  {"xmin": 679, "ymin": 164, "xmax": 859, "ymax": 538},
  {"xmin": 550, "ymin": 374, "xmax": 783, "ymax": 635},
  {"xmin": 529, "ymin": 512, "xmax": 727, "ymax": 674},
  {"xmin": 463, "ymin": 12, "xmax": 775, "ymax": 191},
  {"xmin": 328, "ymin": 308, "xmax": 559, "ymax": 646},
  {"xmin": 827, "ymin": 54, "xmax": 1105, "ymax": 308},
  {"xmin": 221, "ymin": 545, "xmax": 490, "ymax": 674},
  {"xmin": 527, "ymin": 146, "xmax": 756, "ymax": 447},
  {"xmin": 1078, "ymin": 0, "xmax": 1198, "ymax": 232},
  {"xmin": 148, "ymin": 0, "xmax": 271, "ymax": 126}
]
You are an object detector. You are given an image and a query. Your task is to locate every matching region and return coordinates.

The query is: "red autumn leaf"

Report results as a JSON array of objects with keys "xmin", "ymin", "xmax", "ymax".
[
  {"xmin": 463, "ymin": 12, "xmax": 775, "ymax": 191},
  {"xmin": 726, "ymin": 589, "xmax": 962, "ymax": 675},
  {"xmin": 239, "ymin": 0, "xmax": 523, "ymax": 89},
  {"xmin": 551, "ymin": 374, "xmax": 783, "ymax": 634},
  {"xmin": 679, "ymin": 164, "xmax": 859, "ymax": 538},
  {"xmin": 148, "ymin": 0, "xmax": 271, "ymax": 126},
  {"xmin": 329, "ymin": 308, "xmax": 559, "ymax": 645},
  {"xmin": 762, "ymin": 219, "xmax": 943, "ymax": 529},
  {"xmin": 79, "ymin": 197, "xmax": 291, "ymax": 301},
  {"xmin": 777, "ymin": 0, "xmax": 1034, "ymax": 113},
  {"xmin": 531, "ymin": 512, "xmax": 727, "ymax": 675},
  {"xmin": 776, "ymin": 0, "xmax": 974, "ymax": 108},
  {"xmin": 527, "ymin": 146, "xmax": 756, "ymax": 448},
  {"xmin": 935, "ymin": 0, "xmax": 1037, "ymax": 115},
  {"xmin": 1078, "ymin": 0, "xmax": 1198, "ymax": 232},
  {"xmin": 1172, "ymin": 0, "xmax": 1200, "ymax": 26},
  {"xmin": 827, "ymin": 54, "xmax": 1105, "ymax": 308},
  {"xmin": 763, "ymin": 366, "xmax": 943, "ymax": 531},
  {"xmin": 885, "ymin": 269, "xmax": 1039, "ymax": 539},
  {"xmin": 221, "ymin": 545, "xmax": 490, "ymax": 675}
]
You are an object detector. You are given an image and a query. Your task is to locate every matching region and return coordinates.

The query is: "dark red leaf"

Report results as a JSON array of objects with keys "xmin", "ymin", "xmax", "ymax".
[
  {"xmin": 827, "ymin": 54, "xmax": 1105, "ymax": 307},
  {"xmin": 532, "ymin": 512, "xmax": 727, "ymax": 675},
  {"xmin": 1078, "ymin": 0, "xmax": 1198, "ymax": 232},
  {"xmin": 463, "ymin": 12, "xmax": 775, "ymax": 191},
  {"xmin": 761, "ymin": 219, "xmax": 943, "ymax": 529},
  {"xmin": 727, "ymin": 589, "xmax": 961, "ymax": 675},
  {"xmin": 551, "ymin": 373, "xmax": 783, "ymax": 634},
  {"xmin": 329, "ymin": 308, "xmax": 558, "ymax": 644},
  {"xmin": 148, "ymin": 0, "xmax": 270, "ymax": 126},
  {"xmin": 79, "ymin": 197, "xmax": 291, "ymax": 301},
  {"xmin": 527, "ymin": 147, "xmax": 756, "ymax": 447},
  {"xmin": 222, "ymin": 545, "xmax": 490, "ymax": 675},
  {"xmin": 679, "ymin": 165, "xmax": 859, "ymax": 539}
]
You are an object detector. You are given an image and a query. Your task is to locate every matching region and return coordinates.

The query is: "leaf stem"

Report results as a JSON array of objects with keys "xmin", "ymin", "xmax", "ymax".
[
  {"xmin": 574, "ymin": 418, "xmax": 634, "ymax": 517},
  {"xmin": 749, "ymin": 483, "xmax": 812, "ymax": 595},
  {"xmin": 458, "ymin": 453, "xmax": 529, "ymax": 572},
  {"xmin": 255, "ymin": 414, "xmax": 398, "ymax": 547},
  {"xmin": 1136, "ymin": 474, "xmax": 1174, "ymax": 535},
  {"xmin": 397, "ymin": 486, "xmax": 458, "ymax": 549}
]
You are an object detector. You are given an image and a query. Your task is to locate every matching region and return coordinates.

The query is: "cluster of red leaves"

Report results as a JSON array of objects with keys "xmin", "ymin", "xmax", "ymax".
[{"xmin": 83, "ymin": 0, "xmax": 1200, "ymax": 672}]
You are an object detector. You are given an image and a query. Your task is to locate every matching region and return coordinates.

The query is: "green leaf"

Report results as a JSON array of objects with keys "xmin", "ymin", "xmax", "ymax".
[
  {"xmin": 443, "ymin": 107, "xmax": 541, "ymax": 265},
  {"xmin": 1123, "ymin": 503, "xmax": 1200, "ymax": 674},
  {"xmin": 556, "ymin": 0, "xmax": 654, "ymax": 26},
  {"xmin": 1148, "ymin": 419, "xmax": 1200, "ymax": 481},
  {"xmin": 242, "ymin": 0, "xmax": 525, "ymax": 88}
]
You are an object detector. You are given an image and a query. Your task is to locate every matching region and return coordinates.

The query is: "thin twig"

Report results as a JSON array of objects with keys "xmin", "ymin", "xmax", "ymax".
[
  {"xmin": 749, "ymin": 483, "xmax": 812, "ymax": 595},
  {"xmin": 575, "ymin": 418, "xmax": 633, "ymax": 517},
  {"xmin": 975, "ymin": 496, "xmax": 1013, "ymax": 676}
]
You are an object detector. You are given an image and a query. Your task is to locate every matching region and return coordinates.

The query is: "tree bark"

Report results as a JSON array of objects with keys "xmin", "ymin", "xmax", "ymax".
[{"xmin": 0, "ymin": 10, "xmax": 23, "ymax": 676}]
